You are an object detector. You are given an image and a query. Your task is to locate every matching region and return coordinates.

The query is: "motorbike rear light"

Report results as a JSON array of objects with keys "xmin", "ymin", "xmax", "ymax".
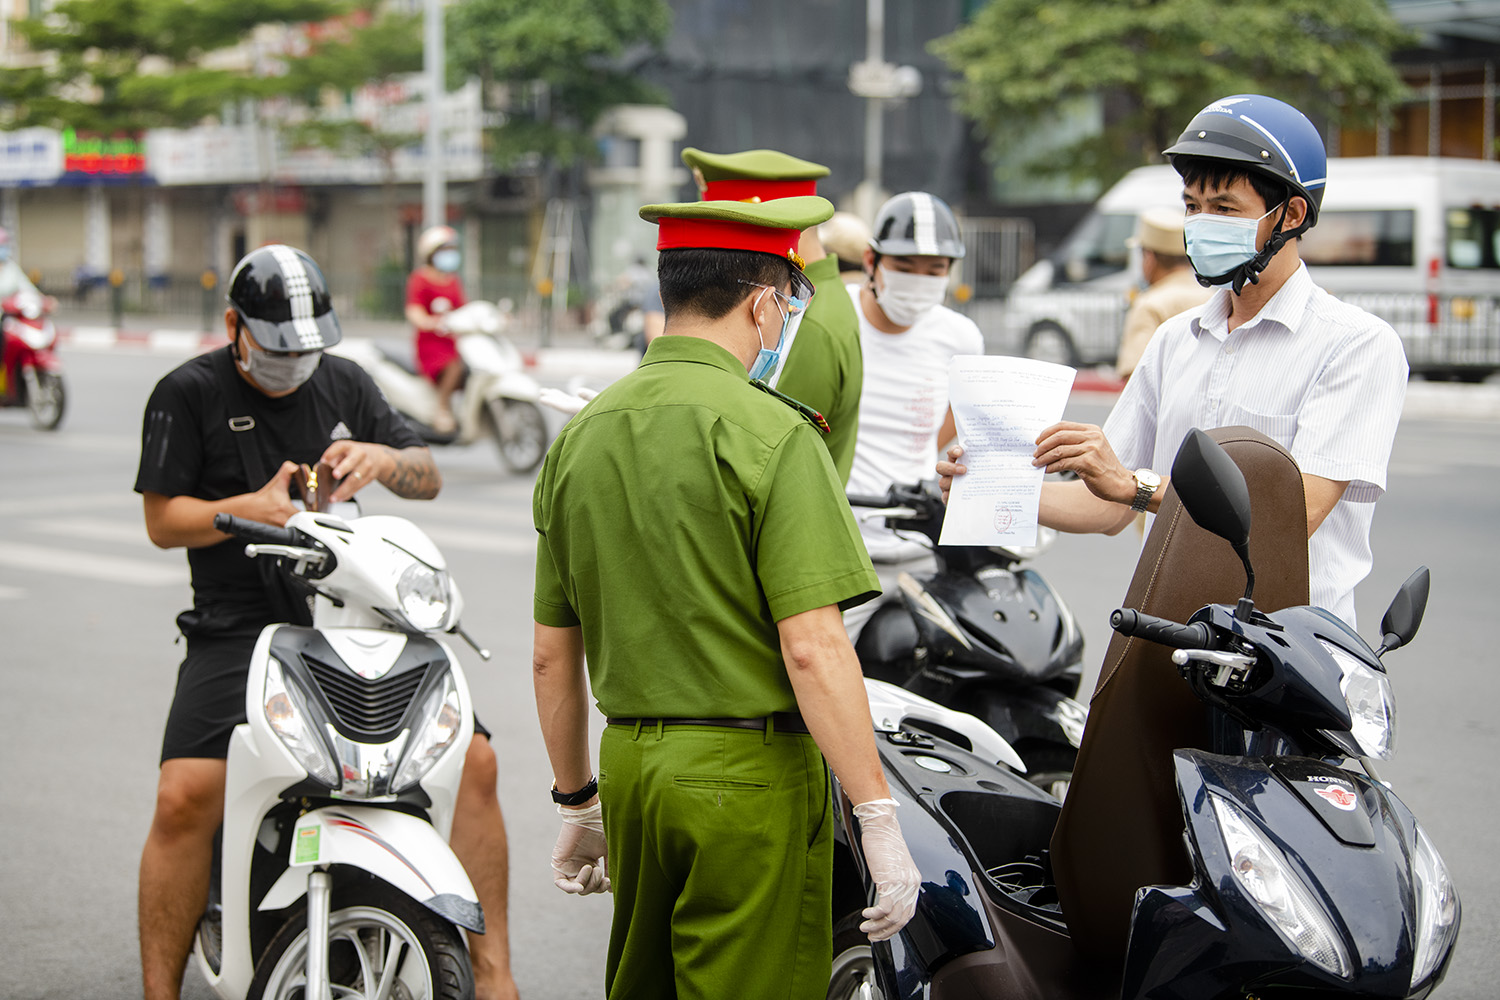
[
  {"xmin": 1410, "ymin": 822, "xmax": 1460, "ymax": 988},
  {"xmin": 264, "ymin": 657, "xmax": 339, "ymax": 787},
  {"xmin": 1210, "ymin": 794, "xmax": 1351, "ymax": 979}
]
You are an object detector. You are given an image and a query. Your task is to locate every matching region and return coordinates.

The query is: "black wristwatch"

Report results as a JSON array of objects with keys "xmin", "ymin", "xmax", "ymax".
[{"xmin": 551, "ymin": 776, "xmax": 598, "ymax": 806}]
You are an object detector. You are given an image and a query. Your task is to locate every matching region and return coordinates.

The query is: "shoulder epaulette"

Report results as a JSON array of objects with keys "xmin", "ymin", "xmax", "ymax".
[{"xmin": 750, "ymin": 378, "xmax": 830, "ymax": 434}]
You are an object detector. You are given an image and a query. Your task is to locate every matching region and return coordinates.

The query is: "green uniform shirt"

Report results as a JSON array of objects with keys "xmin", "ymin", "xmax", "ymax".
[
  {"xmin": 533, "ymin": 334, "xmax": 879, "ymax": 719},
  {"xmin": 776, "ymin": 254, "xmax": 863, "ymax": 484}
]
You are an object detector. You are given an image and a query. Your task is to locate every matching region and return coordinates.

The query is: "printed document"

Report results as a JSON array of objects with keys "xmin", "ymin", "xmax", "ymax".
[{"xmin": 940, "ymin": 355, "xmax": 1076, "ymax": 546}]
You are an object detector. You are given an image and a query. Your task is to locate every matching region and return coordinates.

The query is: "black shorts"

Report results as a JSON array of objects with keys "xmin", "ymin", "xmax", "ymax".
[{"xmin": 160, "ymin": 633, "xmax": 491, "ymax": 763}]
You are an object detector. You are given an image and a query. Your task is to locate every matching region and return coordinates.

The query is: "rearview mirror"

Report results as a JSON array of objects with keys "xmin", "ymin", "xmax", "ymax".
[
  {"xmin": 1378, "ymin": 566, "xmax": 1430, "ymax": 654},
  {"xmin": 1170, "ymin": 429, "xmax": 1255, "ymax": 608},
  {"xmin": 1170, "ymin": 429, "xmax": 1252, "ymax": 550}
]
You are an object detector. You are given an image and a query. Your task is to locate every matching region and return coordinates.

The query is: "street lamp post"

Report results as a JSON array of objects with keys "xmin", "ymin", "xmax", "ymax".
[
  {"xmin": 848, "ymin": 0, "xmax": 922, "ymax": 222},
  {"xmin": 423, "ymin": 0, "xmax": 445, "ymax": 230}
]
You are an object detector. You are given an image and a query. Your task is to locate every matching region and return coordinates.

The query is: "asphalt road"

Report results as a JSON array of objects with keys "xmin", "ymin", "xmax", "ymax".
[{"xmin": 1, "ymin": 346, "xmax": 1495, "ymax": 998}]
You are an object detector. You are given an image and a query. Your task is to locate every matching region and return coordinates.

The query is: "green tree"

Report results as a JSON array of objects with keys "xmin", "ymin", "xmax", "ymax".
[
  {"xmin": 446, "ymin": 0, "xmax": 673, "ymax": 170},
  {"xmin": 933, "ymin": 0, "xmax": 1414, "ymax": 187},
  {"xmin": 0, "ymin": 0, "xmax": 348, "ymax": 132}
]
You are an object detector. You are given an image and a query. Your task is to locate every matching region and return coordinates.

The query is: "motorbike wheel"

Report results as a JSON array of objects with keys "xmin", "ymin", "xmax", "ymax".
[
  {"xmin": 483, "ymin": 398, "xmax": 547, "ymax": 474},
  {"xmin": 828, "ymin": 913, "xmax": 885, "ymax": 1000},
  {"xmin": 1022, "ymin": 746, "xmax": 1076, "ymax": 803},
  {"xmin": 248, "ymin": 880, "xmax": 473, "ymax": 1000},
  {"xmin": 22, "ymin": 368, "xmax": 65, "ymax": 430}
]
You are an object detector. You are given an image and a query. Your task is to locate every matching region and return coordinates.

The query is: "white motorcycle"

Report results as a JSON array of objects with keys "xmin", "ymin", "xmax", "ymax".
[
  {"xmin": 330, "ymin": 300, "xmax": 550, "ymax": 474},
  {"xmin": 196, "ymin": 507, "xmax": 491, "ymax": 1000}
]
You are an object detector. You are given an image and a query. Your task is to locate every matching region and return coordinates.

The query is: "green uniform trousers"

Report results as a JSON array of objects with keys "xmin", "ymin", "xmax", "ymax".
[{"xmin": 598, "ymin": 721, "xmax": 834, "ymax": 1000}]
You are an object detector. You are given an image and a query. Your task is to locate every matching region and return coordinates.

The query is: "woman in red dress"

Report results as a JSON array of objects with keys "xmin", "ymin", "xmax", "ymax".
[{"xmin": 405, "ymin": 225, "xmax": 467, "ymax": 434}]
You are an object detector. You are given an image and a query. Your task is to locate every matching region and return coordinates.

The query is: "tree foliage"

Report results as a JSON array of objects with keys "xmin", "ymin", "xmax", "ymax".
[
  {"xmin": 447, "ymin": 0, "xmax": 673, "ymax": 168},
  {"xmin": 0, "ymin": 0, "xmax": 414, "ymax": 136},
  {"xmin": 933, "ymin": 0, "xmax": 1414, "ymax": 187}
]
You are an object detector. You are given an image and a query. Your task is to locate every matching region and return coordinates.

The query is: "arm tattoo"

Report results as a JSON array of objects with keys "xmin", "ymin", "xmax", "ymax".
[{"xmin": 381, "ymin": 446, "xmax": 442, "ymax": 499}]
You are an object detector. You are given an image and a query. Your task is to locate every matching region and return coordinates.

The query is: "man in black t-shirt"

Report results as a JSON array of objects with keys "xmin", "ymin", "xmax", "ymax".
[{"xmin": 134, "ymin": 245, "xmax": 519, "ymax": 1000}]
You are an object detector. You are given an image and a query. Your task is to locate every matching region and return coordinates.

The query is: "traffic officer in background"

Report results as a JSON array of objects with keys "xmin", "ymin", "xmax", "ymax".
[
  {"xmin": 531, "ymin": 195, "xmax": 919, "ymax": 999},
  {"xmin": 682, "ymin": 147, "xmax": 864, "ymax": 483},
  {"xmin": 818, "ymin": 211, "xmax": 875, "ymax": 278},
  {"xmin": 1115, "ymin": 206, "xmax": 1212, "ymax": 380}
]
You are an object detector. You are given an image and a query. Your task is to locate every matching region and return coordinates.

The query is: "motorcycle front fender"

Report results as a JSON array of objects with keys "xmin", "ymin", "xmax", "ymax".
[
  {"xmin": 28, "ymin": 345, "xmax": 63, "ymax": 372},
  {"xmin": 257, "ymin": 805, "xmax": 483, "ymax": 933}
]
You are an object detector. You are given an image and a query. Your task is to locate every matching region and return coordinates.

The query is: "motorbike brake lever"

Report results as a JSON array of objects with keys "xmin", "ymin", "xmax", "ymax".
[
  {"xmin": 857, "ymin": 506, "xmax": 918, "ymax": 522},
  {"xmin": 244, "ymin": 543, "xmax": 329, "ymax": 576},
  {"xmin": 1171, "ymin": 648, "xmax": 1256, "ymax": 688}
]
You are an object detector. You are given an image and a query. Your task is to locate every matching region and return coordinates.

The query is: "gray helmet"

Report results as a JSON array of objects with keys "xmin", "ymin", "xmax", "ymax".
[
  {"xmin": 869, "ymin": 192, "xmax": 966, "ymax": 259},
  {"xmin": 226, "ymin": 244, "xmax": 341, "ymax": 352}
]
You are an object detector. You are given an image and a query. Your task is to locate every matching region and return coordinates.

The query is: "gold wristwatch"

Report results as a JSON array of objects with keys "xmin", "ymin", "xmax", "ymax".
[{"xmin": 1129, "ymin": 468, "xmax": 1162, "ymax": 513}]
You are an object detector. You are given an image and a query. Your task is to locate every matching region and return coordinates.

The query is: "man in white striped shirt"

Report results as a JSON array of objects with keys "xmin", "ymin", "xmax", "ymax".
[{"xmin": 943, "ymin": 95, "xmax": 1406, "ymax": 627}]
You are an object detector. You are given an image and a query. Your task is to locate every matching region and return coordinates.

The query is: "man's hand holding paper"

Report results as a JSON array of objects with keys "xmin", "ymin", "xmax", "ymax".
[{"xmin": 939, "ymin": 356, "xmax": 1075, "ymax": 546}]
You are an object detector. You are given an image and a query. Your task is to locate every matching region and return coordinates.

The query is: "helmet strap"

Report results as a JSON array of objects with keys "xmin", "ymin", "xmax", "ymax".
[{"xmin": 1212, "ymin": 197, "xmax": 1304, "ymax": 294}]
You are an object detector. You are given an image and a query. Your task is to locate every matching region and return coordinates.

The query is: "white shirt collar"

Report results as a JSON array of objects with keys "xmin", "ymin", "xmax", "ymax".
[{"xmin": 1191, "ymin": 262, "xmax": 1313, "ymax": 342}]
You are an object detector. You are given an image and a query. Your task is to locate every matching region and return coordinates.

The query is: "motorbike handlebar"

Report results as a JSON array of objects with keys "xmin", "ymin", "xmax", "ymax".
[
  {"xmin": 1110, "ymin": 608, "xmax": 1214, "ymax": 650},
  {"xmin": 213, "ymin": 512, "xmax": 299, "ymax": 548},
  {"xmin": 846, "ymin": 493, "xmax": 894, "ymax": 509}
]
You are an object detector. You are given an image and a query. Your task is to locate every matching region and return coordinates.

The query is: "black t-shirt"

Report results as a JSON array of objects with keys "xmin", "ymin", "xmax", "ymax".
[{"xmin": 135, "ymin": 346, "xmax": 424, "ymax": 637}]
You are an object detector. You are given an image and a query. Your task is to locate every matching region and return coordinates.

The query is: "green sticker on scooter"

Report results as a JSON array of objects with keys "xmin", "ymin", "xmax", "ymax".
[{"xmin": 294, "ymin": 825, "xmax": 321, "ymax": 864}]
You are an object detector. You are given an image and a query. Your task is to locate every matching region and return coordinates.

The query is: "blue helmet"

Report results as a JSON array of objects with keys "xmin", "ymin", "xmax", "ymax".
[{"xmin": 1164, "ymin": 94, "xmax": 1327, "ymax": 226}]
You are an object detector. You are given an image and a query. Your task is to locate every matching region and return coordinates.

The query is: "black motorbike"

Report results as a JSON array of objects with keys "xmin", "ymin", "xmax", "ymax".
[
  {"xmin": 848, "ymin": 483, "xmax": 1087, "ymax": 798},
  {"xmin": 830, "ymin": 430, "xmax": 1461, "ymax": 1000}
]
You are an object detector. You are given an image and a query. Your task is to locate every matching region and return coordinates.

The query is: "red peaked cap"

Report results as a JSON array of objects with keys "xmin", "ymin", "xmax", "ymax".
[{"xmin": 641, "ymin": 197, "xmax": 835, "ymax": 267}]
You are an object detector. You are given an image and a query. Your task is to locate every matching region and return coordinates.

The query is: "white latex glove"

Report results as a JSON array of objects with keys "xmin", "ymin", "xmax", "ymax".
[
  {"xmin": 853, "ymin": 798, "xmax": 920, "ymax": 941},
  {"xmin": 551, "ymin": 801, "xmax": 611, "ymax": 895},
  {"xmin": 537, "ymin": 386, "xmax": 598, "ymax": 416}
]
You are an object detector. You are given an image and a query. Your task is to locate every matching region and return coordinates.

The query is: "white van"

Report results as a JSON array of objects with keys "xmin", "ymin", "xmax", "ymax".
[{"xmin": 1000, "ymin": 157, "xmax": 1500, "ymax": 379}]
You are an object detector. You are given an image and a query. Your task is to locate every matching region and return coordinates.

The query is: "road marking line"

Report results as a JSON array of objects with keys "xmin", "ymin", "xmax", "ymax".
[
  {"xmin": 25, "ymin": 517, "xmax": 152, "ymax": 547},
  {"xmin": 0, "ymin": 541, "xmax": 185, "ymax": 586},
  {"xmin": 0, "ymin": 493, "xmax": 135, "ymax": 517}
]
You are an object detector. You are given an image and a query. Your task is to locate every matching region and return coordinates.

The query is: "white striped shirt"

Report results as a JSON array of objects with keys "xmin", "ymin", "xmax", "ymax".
[{"xmin": 1103, "ymin": 263, "xmax": 1408, "ymax": 627}]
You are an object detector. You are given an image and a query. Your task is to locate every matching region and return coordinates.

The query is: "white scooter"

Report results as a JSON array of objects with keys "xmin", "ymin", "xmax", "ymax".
[
  {"xmin": 195, "ymin": 507, "xmax": 491, "ymax": 1000},
  {"xmin": 330, "ymin": 300, "xmax": 550, "ymax": 474}
]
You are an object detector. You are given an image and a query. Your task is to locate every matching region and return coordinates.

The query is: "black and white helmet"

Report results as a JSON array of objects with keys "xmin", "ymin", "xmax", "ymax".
[
  {"xmin": 869, "ymin": 192, "xmax": 966, "ymax": 259},
  {"xmin": 226, "ymin": 244, "xmax": 341, "ymax": 352}
]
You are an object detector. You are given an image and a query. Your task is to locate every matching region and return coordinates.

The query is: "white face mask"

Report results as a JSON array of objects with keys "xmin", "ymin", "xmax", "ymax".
[
  {"xmin": 237, "ymin": 331, "xmax": 322, "ymax": 393},
  {"xmin": 874, "ymin": 264, "xmax": 949, "ymax": 326}
]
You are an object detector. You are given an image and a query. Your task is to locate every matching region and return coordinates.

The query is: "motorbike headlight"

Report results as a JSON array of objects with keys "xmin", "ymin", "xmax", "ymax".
[
  {"xmin": 396, "ymin": 562, "xmax": 454, "ymax": 632},
  {"xmin": 264, "ymin": 657, "xmax": 339, "ymax": 788},
  {"xmin": 1210, "ymin": 794, "xmax": 1351, "ymax": 978},
  {"xmin": 1410, "ymin": 822, "xmax": 1460, "ymax": 989},
  {"xmin": 392, "ymin": 672, "xmax": 464, "ymax": 792},
  {"xmin": 1320, "ymin": 641, "xmax": 1397, "ymax": 759}
]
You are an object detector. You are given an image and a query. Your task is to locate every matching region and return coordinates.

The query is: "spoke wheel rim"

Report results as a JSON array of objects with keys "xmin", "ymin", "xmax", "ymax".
[
  {"xmin": 828, "ymin": 943, "xmax": 882, "ymax": 1000},
  {"xmin": 259, "ymin": 905, "xmax": 434, "ymax": 1000},
  {"xmin": 23, "ymin": 369, "xmax": 62, "ymax": 429}
]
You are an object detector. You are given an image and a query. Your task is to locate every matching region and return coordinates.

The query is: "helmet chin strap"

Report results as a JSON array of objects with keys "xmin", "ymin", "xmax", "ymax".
[{"xmin": 1196, "ymin": 198, "xmax": 1308, "ymax": 294}]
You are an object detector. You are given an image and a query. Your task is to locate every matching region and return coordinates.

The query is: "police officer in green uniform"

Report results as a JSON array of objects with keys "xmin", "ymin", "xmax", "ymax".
[
  {"xmin": 682, "ymin": 147, "xmax": 864, "ymax": 484},
  {"xmin": 531, "ymin": 195, "xmax": 921, "ymax": 1000}
]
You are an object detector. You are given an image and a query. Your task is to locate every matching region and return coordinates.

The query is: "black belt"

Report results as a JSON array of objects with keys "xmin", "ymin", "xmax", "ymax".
[{"xmin": 607, "ymin": 712, "xmax": 810, "ymax": 735}]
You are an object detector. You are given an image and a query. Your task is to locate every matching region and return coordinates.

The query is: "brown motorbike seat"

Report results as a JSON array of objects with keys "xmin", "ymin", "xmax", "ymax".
[{"xmin": 1049, "ymin": 426, "xmax": 1311, "ymax": 962}]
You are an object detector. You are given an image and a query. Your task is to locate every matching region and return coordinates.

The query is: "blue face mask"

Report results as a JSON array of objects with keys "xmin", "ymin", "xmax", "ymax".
[
  {"xmin": 743, "ymin": 281, "xmax": 811, "ymax": 388},
  {"xmin": 432, "ymin": 248, "xmax": 461, "ymax": 273},
  {"xmin": 1183, "ymin": 207, "xmax": 1279, "ymax": 284}
]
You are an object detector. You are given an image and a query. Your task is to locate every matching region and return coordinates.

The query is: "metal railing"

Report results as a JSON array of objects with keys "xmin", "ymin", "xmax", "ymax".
[{"xmin": 972, "ymin": 287, "xmax": 1500, "ymax": 376}]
